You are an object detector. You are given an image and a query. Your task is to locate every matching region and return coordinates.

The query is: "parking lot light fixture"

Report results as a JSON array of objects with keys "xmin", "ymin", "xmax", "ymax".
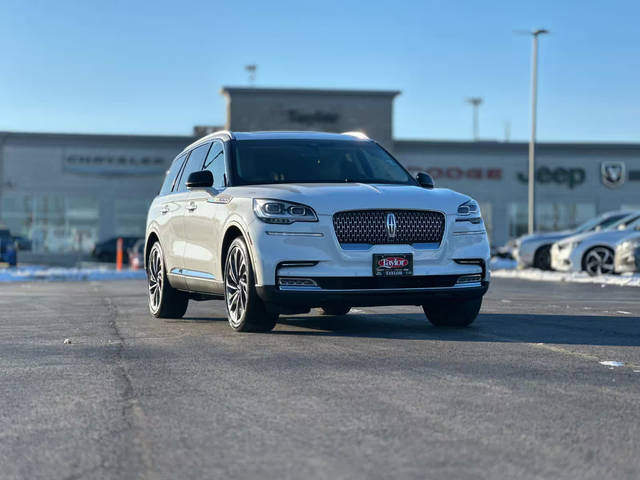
[{"xmin": 526, "ymin": 28, "xmax": 549, "ymax": 234}]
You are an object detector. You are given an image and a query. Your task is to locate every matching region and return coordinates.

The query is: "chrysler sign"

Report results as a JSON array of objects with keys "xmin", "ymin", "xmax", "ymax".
[{"xmin": 64, "ymin": 154, "xmax": 167, "ymax": 176}]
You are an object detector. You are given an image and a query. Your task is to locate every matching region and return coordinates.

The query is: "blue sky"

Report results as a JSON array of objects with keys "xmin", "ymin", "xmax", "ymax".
[{"xmin": 1, "ymin": 0, "xmax": 638, "ymax": 142}]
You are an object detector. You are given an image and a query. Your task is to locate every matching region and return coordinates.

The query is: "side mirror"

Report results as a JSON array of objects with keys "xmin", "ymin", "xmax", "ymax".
[
  {"xmin": 186, "ymin": 170, "xmax": 213, "ymax": 189},
  {"xmin": 416, "ymin": 172, "xmax": 434, "ymax": 189}
]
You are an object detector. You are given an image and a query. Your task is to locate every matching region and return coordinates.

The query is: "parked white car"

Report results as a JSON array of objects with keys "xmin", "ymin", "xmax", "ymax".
[
  {"xmin": 551, "ymin": 212, "xmax": 640, "ymax": 275},
  {"xmin": 615, "ymin": 232, "xmax": 640, "ymax": 274},
  {"xmin": 514, "ymin": 210, "xmax": 633, "ymax": 270},
  {"xmin": 144, "ymin": 131, "xmax": 490, "ymax": 331}
]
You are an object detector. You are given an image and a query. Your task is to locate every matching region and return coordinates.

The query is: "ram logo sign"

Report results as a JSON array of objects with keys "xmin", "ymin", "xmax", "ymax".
[{"xmin": 601, "ymin": 161, "xmax": 626, "ymax": 188}]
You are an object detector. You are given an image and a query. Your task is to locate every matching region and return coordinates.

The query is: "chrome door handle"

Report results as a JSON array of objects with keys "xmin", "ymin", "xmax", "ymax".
[
  {"xmin": 160, "ymin": 206, "xmax": 169, "ymax": 214},
  {"xmin": 186, "ymin": 202, "xmax": 197, "ymax": 212}
]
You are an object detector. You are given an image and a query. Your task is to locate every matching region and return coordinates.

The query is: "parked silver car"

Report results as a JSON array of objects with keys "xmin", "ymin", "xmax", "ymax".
[
  {"xmin": 551, "ymin": 212, "xmax": 640, "ymax": 275},
  {"xmin": 514, "ymin": 211, "xmax": 633, "ymax": 270}
]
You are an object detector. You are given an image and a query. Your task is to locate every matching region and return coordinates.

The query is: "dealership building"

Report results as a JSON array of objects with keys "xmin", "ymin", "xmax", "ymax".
[{"xmin": 1, "ymin": 86, "xmax": 639, "ymax": 254}]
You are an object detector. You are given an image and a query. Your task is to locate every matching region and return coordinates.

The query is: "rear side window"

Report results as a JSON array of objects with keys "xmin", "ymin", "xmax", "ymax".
[
  {"xmin": 203, "ymin": 141, "xmax": 226, "ymax": 189},
  {"xmin": 176, "ymin": 143, "xmax": 211, "ymax": 193},
  {"xmin": 159, "ymin": 154, "xmax": 187, "ymax": 196}
]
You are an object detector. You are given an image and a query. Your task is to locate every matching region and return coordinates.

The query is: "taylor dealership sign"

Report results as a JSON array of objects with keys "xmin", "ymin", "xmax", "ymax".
[
  {"xmin": 287, "ymin": 109, "xmax": 340, "ymax": 125},
  {"xmin": 64, "ymin": 154, "xmax": 166, "ymax": 176}
]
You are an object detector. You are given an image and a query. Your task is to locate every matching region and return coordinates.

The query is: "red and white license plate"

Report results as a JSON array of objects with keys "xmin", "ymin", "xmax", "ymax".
[{"xmin": 373, "ymin": 254, "xmax": 413, "ymax": 277}]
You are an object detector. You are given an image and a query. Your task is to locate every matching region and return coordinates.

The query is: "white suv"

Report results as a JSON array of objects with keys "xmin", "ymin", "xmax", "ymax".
[{"xmin": 145, "ymin": 131, "xmax": 490, "ymax": 331}]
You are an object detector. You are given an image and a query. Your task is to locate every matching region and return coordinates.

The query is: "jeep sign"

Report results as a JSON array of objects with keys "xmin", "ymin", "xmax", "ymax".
[{"xmin": 517, "ymin": 167, "xmax": 585, "ymax": 189}]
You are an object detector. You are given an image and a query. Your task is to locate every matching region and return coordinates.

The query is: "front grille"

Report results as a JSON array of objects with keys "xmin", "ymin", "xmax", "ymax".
[{"xmin": 333, "ymin": 210, "xmax": 445, "ymax": 245}]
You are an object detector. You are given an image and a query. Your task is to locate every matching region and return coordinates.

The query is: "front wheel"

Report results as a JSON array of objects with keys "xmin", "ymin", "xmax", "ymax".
[
  {"xmin": 582, "ymin": 246, "xmax": 615, "ymax": 276},
  {"xmin": 423, "ymin": 297, "xmax": 482, "ymax": 328},
  {"xmin": 533, "ymin": 245, "xmax": 552, "ymax": 270},
  {"xmin": 224, "ymin": 237, "xmax": 278, "ymax": 332}
]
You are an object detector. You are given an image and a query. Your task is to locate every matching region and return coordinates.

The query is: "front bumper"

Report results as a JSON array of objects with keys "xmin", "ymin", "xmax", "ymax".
[
  {"xmin": 245, "ymin": 212, "xmax": 490, "ymax": 312},
  {"xmin": 257, "ymin": 281, "xmax": 489, "ymax": 312},
  {"xmin": 615, "ymin": 245, "xmax": 640, "ymax": 273},
  {"xmin": 550, "ymin": 243, "xmax": 580, "ymax": 272}
]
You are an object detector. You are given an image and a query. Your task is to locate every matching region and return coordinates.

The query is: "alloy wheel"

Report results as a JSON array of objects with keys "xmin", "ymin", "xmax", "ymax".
[
  {"xmin": 584, "ymin": 247, "xmax": 614, "ymax": 276},
  {"xmin": 148, "ymin": 244, "xmax": 163, "ymax": 313},
  {"xmin": 225, "ymin": 245, "xmax": 248, "ymax": 328}
]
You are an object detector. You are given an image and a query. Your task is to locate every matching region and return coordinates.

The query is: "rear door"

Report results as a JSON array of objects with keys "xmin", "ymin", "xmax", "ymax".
[
  {"xmin": 154, "ymin": 152, "xmax": 188, "ymax": 287},
  {"xmin": 182, "ymin": 140, "xmax": 228, "ymax": 292}
]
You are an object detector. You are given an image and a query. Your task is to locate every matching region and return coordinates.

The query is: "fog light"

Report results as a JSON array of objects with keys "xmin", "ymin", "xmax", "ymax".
[
  {"xmin": 278, "ymin": 277, "xmax": 318, "ymax": 288},
  {"xmin": 456, "ymin": 274, "xmax": 482, "ymax": 285}
]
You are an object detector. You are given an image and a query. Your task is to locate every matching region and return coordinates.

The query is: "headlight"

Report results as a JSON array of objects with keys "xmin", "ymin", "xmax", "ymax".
[
  {"xmin": 253, "ymin": 199, "xmax": 318, "ymax": 224},
  {"xmin": 569, "ymin": 241, "xmax": 582, "ymax": 249},
  {"xmin": 457, "ymin": 200, "xmax": 480, "ymax": 216},
  {"xmin": 621, "ymin": 239, "xmax": 640, "ymax": 251}
]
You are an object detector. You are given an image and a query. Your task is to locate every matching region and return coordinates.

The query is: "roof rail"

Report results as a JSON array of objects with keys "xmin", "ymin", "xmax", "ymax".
[
  {"xmin": 341, "ymin": 131, "xmax": 369, "ymax": 140},
  {"xmin": 181, "ymin": 130, "xmax": 234, "ymax": 153}
]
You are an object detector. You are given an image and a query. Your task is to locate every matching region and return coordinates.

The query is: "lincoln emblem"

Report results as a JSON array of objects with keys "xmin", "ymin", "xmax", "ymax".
[{"xmin": 386, "ymin": 213, "xmax": 397, "ymax": 238}]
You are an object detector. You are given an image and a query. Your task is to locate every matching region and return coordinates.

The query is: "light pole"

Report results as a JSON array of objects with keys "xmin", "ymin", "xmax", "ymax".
[
  {"xmin": 465, "ymin": 97, "xmax": 483, "ymax": 141},
  {"xmin": 526, "ymin": 29, "xmax": 549, "ymax": 234}
]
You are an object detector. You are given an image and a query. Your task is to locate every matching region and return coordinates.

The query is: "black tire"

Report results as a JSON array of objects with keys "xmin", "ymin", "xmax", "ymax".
[
  {"xmin": 320, "ymin": 305, "xmax": 351, "ymax": 316},
  {"xmin": 582, "ymin": 246, "xmax": 615, "ymax": 276},
  {"xmin": 147, "ymin": 242, "xmax": 189, "ymax": 319},
  {"xmin": 533, "ymin": 245, "xmax": 552, "ymax": 270},
  {"xmin": 423, "ymin": 297, "xmax": 482, "ymax": 327},
  {"xmin": 224, "ymin": 237, "xmax": 278, "ymax": 332}
]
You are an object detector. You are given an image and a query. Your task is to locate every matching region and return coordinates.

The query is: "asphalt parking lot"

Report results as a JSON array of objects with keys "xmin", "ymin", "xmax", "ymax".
[{"xmin": 1, "ymin": 277, "xmax": 639, "ymax": 480}]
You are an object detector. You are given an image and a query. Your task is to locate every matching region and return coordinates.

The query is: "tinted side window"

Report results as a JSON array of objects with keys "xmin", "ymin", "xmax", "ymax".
[
  {"xmin": 159, "ymin": 154, "xmax": 187, "ymax": 196},
  {"xmin": 203, "ymin": 141, "xmax": 226, "ymax": 189},
  {"xmin": 176, "ymin": 143, "xmax": 211, "ymax": 193}
]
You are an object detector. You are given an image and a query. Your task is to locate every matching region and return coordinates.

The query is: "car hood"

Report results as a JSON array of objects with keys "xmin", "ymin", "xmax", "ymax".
[
  {"xmin": 559, "ymin": 228, "xmax": 636, "ymax": 247},
  {"xmin": 229, "ymin": 183, "xmax": 471, "ymax": 215}
]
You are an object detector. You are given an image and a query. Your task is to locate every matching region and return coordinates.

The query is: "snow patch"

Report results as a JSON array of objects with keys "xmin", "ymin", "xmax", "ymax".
[
  {"xmin": 0, "ymin": 265, "xmax": 146, "ymax": 283},
  {"xmin": 490, "ymin": 265, "xmax": 640, "ymax": 288},
  {"xmin": 599, "ymin": 361, "xmax": 625, "ymax": 367}
]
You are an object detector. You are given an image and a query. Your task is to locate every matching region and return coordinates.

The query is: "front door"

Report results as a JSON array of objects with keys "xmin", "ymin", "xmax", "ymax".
[{"xmin": 182, "ymin": 140, "xmax": 228, "ymax": 292}]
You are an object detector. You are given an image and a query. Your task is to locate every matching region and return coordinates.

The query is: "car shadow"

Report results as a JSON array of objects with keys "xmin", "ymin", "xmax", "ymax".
[
  {"xmin": 272, "ymin": 311, "xmax": 640, "ymax": 347},
  {"xmin": 166, "ymin": 315, "xmax": 228, "ymax": 324}
]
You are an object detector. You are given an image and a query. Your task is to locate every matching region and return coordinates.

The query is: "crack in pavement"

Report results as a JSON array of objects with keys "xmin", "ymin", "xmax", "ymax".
[{"xmin": 101, "ymin": 293, "xmax": 154, "ymax": 479}]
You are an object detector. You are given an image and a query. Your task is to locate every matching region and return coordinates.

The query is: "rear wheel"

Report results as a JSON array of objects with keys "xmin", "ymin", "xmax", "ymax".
[
  {"xmin": 533, "ymin": 245, "xmax": 552, "ymax": 270},
  {"xmin": 147, "ymin": 241, "xmax": 189, "ymax": 318},
  {"xmin": 320, "ymin": 305, "xmax": 351, "ymax": 316},
  {"xmin": 423, "ymin": 297, "xmax": 482, "ymax": 327},
  {"xmin": 224, "ymin": 237, "xmax": 278, "ymax": 332}
]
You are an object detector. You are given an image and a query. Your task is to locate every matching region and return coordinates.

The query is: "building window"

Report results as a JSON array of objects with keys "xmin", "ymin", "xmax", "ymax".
[
  {"xmin": 114, "ymin": 198, "xmax": 150, "ymax": 237},
  {"xmin": 1, "ymin": 193, "xmax": 98, "ymax": 253},
  {"xmin": 509, "ymin": 202, "xmax": 596, "ymax": 238}
]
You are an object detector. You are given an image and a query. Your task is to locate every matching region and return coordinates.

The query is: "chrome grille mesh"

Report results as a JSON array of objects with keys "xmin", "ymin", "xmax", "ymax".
[{"xmin": 333, "ymin": 210, "xmax": 445, "ymax": 245}]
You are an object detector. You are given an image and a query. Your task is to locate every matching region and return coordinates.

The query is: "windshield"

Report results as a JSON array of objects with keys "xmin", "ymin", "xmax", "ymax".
[
  {"xmin": 231, "ymin": 140, "xmax": 415, "ymax": 186},
  {"xmin": 606, "ymin": 213, "xmax": 640, "ymax": 231},
  {"xmin": 574, "ymin": 212, "xmax": 630, "ymax": 233}
]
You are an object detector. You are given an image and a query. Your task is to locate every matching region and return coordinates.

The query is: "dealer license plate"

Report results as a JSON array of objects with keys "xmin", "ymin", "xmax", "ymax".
[{"xmin": 373, "ymin": 254, "xmax": 413, "ymax": 277}]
